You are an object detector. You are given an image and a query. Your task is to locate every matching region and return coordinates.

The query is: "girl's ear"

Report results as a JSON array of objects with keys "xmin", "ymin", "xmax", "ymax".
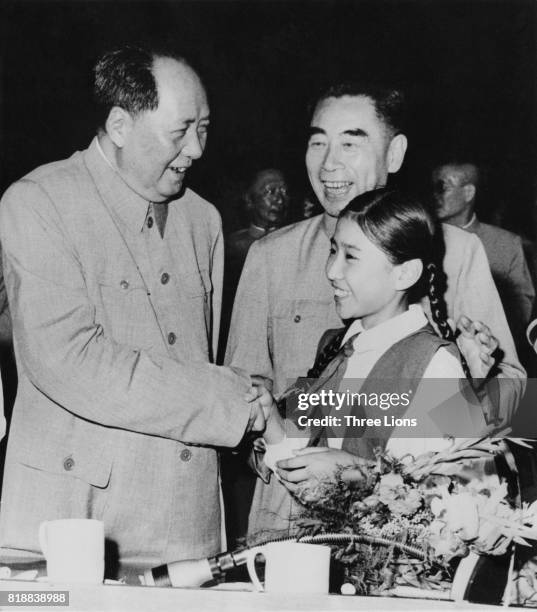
[{"xmin": 395, "ymin": 259, "xmax": 423, "ymax": 291}]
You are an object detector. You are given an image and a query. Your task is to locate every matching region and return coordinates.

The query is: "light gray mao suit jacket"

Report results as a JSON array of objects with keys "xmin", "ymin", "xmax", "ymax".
[{"xmin": 0, "ymin": 138, "xmax": 251, "ymax": 568}]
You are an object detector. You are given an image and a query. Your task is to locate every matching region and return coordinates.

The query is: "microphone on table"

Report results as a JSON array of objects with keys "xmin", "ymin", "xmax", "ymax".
[{"xmin": 144, "ymin": 549, "xmax": 253, "ymax": 588}]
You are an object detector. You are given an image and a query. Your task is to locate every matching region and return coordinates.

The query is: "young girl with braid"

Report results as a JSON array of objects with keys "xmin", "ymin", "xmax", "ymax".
[{"xmin": 249, "ymin": 188, "xmax": 487, "ymax": 541}]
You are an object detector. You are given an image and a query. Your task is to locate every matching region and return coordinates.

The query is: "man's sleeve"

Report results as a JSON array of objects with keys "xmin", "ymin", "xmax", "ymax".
[
  {"xmin": 0, "ymin": 179, "xmax": 252, "ymax": 448},
  {"xmin": 224, "ymin": 240, "xmax": 274, "ymax": 383},
  {"xmin": 448, "ymin": 230, "xmax": 525, "ymax": 423}
]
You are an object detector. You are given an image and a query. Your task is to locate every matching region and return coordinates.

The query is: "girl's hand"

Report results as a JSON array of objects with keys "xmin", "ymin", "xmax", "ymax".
[
  {"xmin": 275, "ymin": 447, "xmax": 360, "ymax": 499},
  {"xmin": 453, "ymin": 315, "xmax": 498, "ymax": 378}
]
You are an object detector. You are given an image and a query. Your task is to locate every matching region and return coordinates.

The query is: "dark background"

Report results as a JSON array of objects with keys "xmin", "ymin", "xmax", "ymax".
[{"xmin": 1, "ymin": 0, "xmax": 537, "ymax": 235}]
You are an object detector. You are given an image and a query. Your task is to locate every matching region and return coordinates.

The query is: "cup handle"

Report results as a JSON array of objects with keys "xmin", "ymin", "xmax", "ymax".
[
  {"xmin": 38, "ymin": 522, "xmax": 48, "ymax": 556},
  {"xmin": 244, "ymin": 546, "xmax": 265, "ymax": 592}
]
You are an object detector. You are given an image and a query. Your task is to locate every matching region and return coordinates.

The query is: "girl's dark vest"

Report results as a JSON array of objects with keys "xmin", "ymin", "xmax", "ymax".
[{"xmin": 313, "ymin": 323, "xmax": 461, "ymax": 459}]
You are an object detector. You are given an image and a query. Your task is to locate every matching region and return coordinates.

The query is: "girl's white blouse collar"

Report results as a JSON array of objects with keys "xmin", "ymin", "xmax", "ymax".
[{"xmin": 341, "ymin": 304, "xmax": 430, "ymax": 354}]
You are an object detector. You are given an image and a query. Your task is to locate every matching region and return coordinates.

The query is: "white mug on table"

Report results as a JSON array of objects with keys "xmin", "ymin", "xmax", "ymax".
[
  {"xmin": 39, "ymin": 518, "xmax": 104, "ymax": 584},
  {"xmin": 245, "ymin": 541, "xmax": 330, "ymax": 593}
]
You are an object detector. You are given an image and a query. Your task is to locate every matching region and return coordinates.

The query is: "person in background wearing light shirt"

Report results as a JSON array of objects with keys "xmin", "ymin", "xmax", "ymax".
[{"xmin": 432, "ymin": 161, "xmax": 534, "ymax": 360}]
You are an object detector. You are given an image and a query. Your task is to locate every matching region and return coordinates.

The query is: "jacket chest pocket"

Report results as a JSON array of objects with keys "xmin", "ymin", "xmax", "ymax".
[
  {"xmin": 271, "ymin": 299, "xmax": 333, "ymax": 376},
  {"xmin": 96, "ymin": 276, "xmax": 158, "ymax": 348}
]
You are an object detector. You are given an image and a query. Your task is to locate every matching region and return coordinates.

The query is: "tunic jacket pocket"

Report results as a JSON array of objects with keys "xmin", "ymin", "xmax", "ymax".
[
  {"xmin": 19, "ymin": 411, "xmax": 113, "ymax": 489},
  {"xmin": 97, "ymin": 276, "xmax": 157, "ymax": 348},
  {"xmin": 270, "ymin": 299, "xmax": 333, "ymax": 377}
]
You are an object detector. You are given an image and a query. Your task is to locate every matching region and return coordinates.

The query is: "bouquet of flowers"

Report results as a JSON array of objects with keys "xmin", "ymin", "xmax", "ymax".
[{"xmin": 292, "ymin": 434, "xmax": 537, "ymax": 600}]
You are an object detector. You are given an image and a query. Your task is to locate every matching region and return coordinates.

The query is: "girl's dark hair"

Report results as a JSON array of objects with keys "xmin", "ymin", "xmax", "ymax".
[{"xmin": 340, "ymin": 188, "xmax": 470, "ymax": 377}]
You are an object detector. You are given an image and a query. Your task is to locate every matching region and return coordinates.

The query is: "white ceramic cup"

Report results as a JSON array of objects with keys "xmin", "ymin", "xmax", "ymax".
[
  {"xmin": 39, "ymin": 519, "xmax": 104, "ymax": 584},
  {"xmin": 245, "ymin": 542, "xmax": 330, "ymax": 593}
]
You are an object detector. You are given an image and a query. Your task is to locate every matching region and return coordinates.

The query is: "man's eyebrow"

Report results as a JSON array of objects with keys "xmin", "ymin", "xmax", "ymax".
[
  {"xmin": 171, "ymin": 119, "xmax": 194, "ymax": 130},
  {"xmin": 171, "ymin": 116, "xmax": 210, "ymax": 131},
  {"xmin": 308, "ymin": 127, "xmax": 326, "ymax": 137},
  {"xmin": 342, "ymin": 128, "xmax": 368, "ymax": 137}
]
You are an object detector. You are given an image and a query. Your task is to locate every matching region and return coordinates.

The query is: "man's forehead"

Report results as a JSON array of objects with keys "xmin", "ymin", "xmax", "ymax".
[
  {"xmin": 152, "ymin": 57, "xmax": 209, "ymax": 115},
  {"xmin": 310, "ymin": 94, "xmax": 380, "ymax": 130},
  {"xmin": 435, "ymin": 165, "xmax": 467, "ymax": 183}
]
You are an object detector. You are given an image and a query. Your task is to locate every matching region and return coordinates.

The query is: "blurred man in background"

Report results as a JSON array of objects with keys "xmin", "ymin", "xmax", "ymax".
[
  {"xmin": 433, "ymin": 161, "xmax": 534, "ymax": 359},
  {"xmin": 227, "ymin": 168, "xmax": 290, "ymax": 268},
  {"xmin": 220, "ymin": 167, "xmax": 290, "ymax": 358}
]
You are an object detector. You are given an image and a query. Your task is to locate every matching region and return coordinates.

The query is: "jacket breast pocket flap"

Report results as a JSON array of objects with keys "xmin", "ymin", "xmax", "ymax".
[
  {"xmin": 97, "ymin": 276, "xmax": 153, "ymax": 337},
  {"xmin": 97, "ymin": 275, "xmax": 147, "ymax": 296},
  {"xmin": 273, "ymin": 299, "xmax": 331, "ymax": 321}
]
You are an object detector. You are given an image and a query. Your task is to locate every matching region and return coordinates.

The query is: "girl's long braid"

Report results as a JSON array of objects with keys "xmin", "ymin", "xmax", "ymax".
[
  {"xmin": 306, "ymin": 329, "xmax": 348, "ymax": 378},
  {"xmin": 426, "ymin": 261, "xmax": 471, "ymax": 379}
]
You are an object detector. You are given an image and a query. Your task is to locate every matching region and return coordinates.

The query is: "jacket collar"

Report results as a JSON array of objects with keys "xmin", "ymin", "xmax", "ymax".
[
  {"xmin": 461, "ymin": 213, "xmax": 478, "ymax": 231},
  {"xmin": 84, "ymin": 136, "xmax": 151, "ymax": 234}
]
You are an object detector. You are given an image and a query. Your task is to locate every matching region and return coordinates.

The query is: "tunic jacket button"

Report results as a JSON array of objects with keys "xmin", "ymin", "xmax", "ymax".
[
  {"xmin": 294, "ymin": 314, "xmax": 301, "ymax": 323},
  {"xmin": 180, "ymin": 449, "xmax": 192, "ymax": 462},
  {"xmin": 161, "ymin": 272, "xmax": 170, "ymax": 285},
  {"xmin": 63, "ymin": 457, "xmax": 75, "ymax": 471},
  {"xmin": 120, "ymin": 280, "xmax": 129, "ymax": 290},
  {"xmin": 168, "ymin": 332, "xmax": 176, "ymax": 345}
]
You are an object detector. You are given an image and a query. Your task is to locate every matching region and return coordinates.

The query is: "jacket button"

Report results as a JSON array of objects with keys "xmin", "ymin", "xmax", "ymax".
[
  {"xmin": 180, "ymin": 449, "xmax": 192, "ymax": 462},
  {"xmin": 120, "ymin": 280, "xmax": 129, "ymax": 290},
  {"xmin": 294, "ymin": 315, "xmax": 301, "ymax": 323},
  {"xmin": 147, "ymin": 216, "xmax": 154, "ymax": 229},
  {"xmin": 161, "ymin": 272, "xmax": 170, "ymax": 285},
  {"xmin": 168, "ymin": 332, "xmax": 176, "ymax": 345},
  {"xmin": 63, "ymin": 457, "xmax": 75, "ymax": 471}
]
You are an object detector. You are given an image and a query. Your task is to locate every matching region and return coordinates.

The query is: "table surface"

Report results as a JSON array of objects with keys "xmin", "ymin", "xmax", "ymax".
[{"xmin": 0, "ymin": 578, "xmax": 505, "ymax": 612}]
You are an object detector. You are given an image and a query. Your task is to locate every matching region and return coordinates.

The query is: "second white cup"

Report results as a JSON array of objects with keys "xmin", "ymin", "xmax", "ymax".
[{"xmin": 246, "ymin": 541, "xmax": 330, "ymax": 593}]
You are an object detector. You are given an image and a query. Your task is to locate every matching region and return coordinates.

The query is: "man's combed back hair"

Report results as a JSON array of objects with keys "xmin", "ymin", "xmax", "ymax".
[
  {"xmin": 313, "ymin": 81, "xmax": 407, "ymax": 136},
  {"xmin": 93, "ymin": 44, "xmax": 189, "ymax": 129}
]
